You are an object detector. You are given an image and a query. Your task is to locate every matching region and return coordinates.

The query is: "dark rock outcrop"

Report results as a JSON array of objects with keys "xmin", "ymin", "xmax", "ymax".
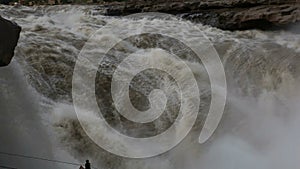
[
  {"xmin": 103, "ymin": 0, "xmax": 300, "ymax": 30},
  {"xmin": 0, "ymin": 16, "xmax": 21, "ymax": 67}
]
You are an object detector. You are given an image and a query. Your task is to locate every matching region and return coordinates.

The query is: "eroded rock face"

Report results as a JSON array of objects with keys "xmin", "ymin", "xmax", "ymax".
[
  {"xmin": 0, "ymin": 16, "xmax": 21, "ymax": 67},
  {"xmin": 182, "ymin": 4, "xmax": 300, "ymax": 30},
  {"xmin": 103, "ymin": 0, "xmax": 300, "ymax": 30}
]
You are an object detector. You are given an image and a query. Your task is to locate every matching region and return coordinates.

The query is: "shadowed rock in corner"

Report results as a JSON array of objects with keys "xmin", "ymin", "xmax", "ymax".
[
  {"xmin": 0, "ymin": 16, "xmax": 21, "ymax": 67},
  {"xmin": 102, "ymin": 0, "xmax": 300, "ymax": 30}
]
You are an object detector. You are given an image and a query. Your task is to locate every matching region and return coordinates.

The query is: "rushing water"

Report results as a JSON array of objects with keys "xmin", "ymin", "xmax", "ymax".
[{"xmin": 0, "ymin": 4, "xmax": 300, "ymax": 169}]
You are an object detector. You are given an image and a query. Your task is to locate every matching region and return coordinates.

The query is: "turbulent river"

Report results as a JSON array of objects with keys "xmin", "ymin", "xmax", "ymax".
[{"xmin": 0, "ymin": 4, "xmax": 300, "ymax": 169}]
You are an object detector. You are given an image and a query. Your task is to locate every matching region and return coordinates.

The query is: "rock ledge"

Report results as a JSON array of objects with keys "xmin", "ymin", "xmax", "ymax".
[{"xmin": 103, "ymin": 0, "xmax": 300, "ymax": 30}]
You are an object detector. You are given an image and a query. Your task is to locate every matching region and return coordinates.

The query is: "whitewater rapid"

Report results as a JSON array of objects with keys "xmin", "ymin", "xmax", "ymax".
[{"xmin": 0, "ymin": 4, "xmax": 300, "ymax": 169}]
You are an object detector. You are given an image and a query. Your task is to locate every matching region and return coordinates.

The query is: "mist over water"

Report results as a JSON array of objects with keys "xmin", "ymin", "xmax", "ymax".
[
  {"xmin": 0, "ymin": 61, "xmax": 56, "ymax": 169},
  {"xmin": 0, "ymin": 5, "xmax": 300, "ymax": 169}
]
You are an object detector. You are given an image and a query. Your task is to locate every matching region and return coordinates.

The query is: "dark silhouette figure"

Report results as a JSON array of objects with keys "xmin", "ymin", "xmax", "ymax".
[
  {"xmin": 85, "ymin": 160, "xmax": 91, "ymax": 169},
  {"xmin": 0, "ymin": 16, "xmax": 21, "ymax": 67}
]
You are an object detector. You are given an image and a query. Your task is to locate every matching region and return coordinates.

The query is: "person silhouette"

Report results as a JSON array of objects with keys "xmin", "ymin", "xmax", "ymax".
[{"xmin": 85, "ymin": 160, "xmax": 91, "ymax": 169}]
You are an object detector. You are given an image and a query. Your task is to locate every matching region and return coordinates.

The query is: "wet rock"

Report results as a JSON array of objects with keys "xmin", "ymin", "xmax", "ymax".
[
  {"xmin": 182, "ymin": 4, "xmax": 300, "ymax": 30},
  {"xmin": 103, "ymin": 0, "xmax": 300, "ymax": 30},
  {"xmin": 0, "ymin": 16, "xmax": 21, "ymax": 67}
]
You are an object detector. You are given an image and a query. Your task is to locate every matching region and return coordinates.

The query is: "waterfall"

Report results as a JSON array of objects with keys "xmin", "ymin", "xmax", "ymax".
[{"xmin": 0, "ymin": 5, "xmax": 299, "ymax": 169}]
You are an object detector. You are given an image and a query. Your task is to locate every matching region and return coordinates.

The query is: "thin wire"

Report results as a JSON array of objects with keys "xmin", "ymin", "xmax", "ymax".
[
  {"xmin": 0, "ymin": 165, "xmax": 17, "ymax": 169},
  {"xmin": 0, "ymin": 151, "xmax": 80, "ymax": 166},
  {"xmin": 0, "ymin": 151, "xmax": 98, "ymax": 169}
]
